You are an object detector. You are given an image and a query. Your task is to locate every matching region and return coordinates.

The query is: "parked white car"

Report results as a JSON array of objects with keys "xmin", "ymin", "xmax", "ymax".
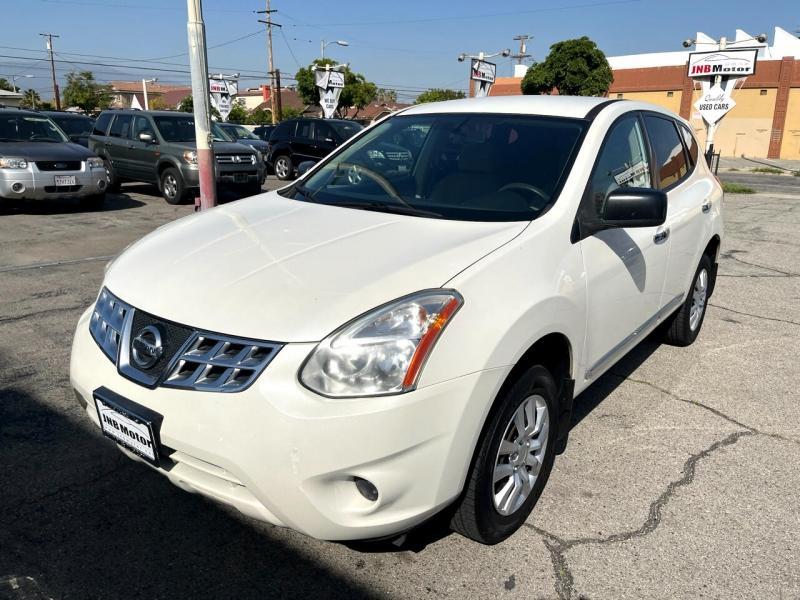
[{"xmin": 70, "ymin": 96, "xmax": 722, "ymax": 545}]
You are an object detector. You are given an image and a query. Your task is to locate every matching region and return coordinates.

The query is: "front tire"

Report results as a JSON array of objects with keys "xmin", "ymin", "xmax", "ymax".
[
  {"xmin": 273, "ymin": 155, "xmax": 293, "ymax": 181},
  {"xmin": 451, "ymin": 365, "xmax": 558, "ymax": 545},
  {"xmin": 103, "ymin": 159, "xmax": 120, "ymax": 193},
  {"xmin": 160, "ymin": 167, "xmax": 189, "ymax": 205},
  {"xmin": 662, "ymin": 253, "xmax": 713, "ymax": 347}
]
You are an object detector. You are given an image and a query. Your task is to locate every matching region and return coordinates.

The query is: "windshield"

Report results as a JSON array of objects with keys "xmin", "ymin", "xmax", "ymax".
[
  {"xmin": 329, "ymin": 120, "xmax": 363, "ymax": 140},
  {"xmin": 0, "ymin": 114, "xmax": 68, "ymax": 143},
  {"xmin": 52, "ymin": 115, "xmax": 93, "ymax": 137},
  {"xmin": 224, "ymin": 124, "xmax": 259, "ymax": 140},
  {"xmin": 153, "ymin": 116, "xmax": 230, "ymax": 143},
  {"xmin": 283, "ymin": 113, "xmax": 585, "ymax": 222}
]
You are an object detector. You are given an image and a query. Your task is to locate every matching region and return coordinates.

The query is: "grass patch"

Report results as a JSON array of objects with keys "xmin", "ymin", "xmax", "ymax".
[
  {"xmin": 728, "ymin": 167, "xmax": 739, "ymax": 171},
  {"xmin": 751, "ymin": 166, "xmax": 784, "ymax": 174},
  {"xmin": 722, "ymin": 182, "xmax": 756, "ymax": 194},
  {"xmin": 794, "ymin": 171, "xmax": 800, "ymax": 177}
]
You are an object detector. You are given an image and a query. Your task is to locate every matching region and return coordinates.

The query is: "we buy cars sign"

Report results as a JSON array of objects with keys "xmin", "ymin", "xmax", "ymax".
[
  {"xmin": 687, "ymin": 48, "xmax": 758, "ymax": 78},
  {"xmin": 315, "ymin": 69, "xmax": 345, "ymax": 119}
]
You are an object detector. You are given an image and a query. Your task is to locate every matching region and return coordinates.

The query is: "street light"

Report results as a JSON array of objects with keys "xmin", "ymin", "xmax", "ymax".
[
  {"xmin": 6, "ymin": 74, "xmax": 34, "ymax": 93},
  {"xmin": 457, "ymin": 48, "xmax": 511, "ymax": 62},
  {"xmin": 141, "ymin": 77, "xmax": 158, "ymax": 110},
  {"xmin": 321, "ymin": 39, "xmax": 348, "ymax": 59}
]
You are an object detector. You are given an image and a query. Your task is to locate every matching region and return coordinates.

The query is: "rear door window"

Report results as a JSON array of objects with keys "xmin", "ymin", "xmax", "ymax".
[
  {"xmin": 296, "ymin": 120, "xmax": 314, "ymax": 140},
  {"xmin": 643, "ymin": 115, "xmax": 689, "ymax": 188},
  {"xmin": 109, "ymin": 115, "xmax": 133, "ymax": 139},
  {"xmin": 678, "ymin": 123, "xmax": 699, "ymax": 167},
  {"xmin": 92, "ymin": 113, "xmax": 113, "ymax": 136}
]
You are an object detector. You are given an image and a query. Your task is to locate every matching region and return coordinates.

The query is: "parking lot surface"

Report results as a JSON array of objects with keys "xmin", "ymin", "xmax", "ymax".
[{"xmin": 1, "ymin": 176, "xmax": 798, "ymax": 599}]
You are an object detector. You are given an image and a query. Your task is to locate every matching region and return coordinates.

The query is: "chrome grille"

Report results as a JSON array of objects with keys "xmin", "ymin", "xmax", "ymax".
[
  {"xmin": 90, "ymin": 288, "xmax": 132, "ymax": 361},
  {"xmin": 163, "ymin": 334, "xmax": 280, "ymax": 392},
  {"xmin": 216, "ymin": 154, "xmax": 256, "ymax": 165},
  {"xmin": 89, "ymin": 287, "xmax": 281, "ymax": 392}
]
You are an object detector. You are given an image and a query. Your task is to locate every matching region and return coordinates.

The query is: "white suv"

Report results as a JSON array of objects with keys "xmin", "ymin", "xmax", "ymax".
[{"xmin": 70, "ymin": 96, "xmax": 722, "ymax": 545}]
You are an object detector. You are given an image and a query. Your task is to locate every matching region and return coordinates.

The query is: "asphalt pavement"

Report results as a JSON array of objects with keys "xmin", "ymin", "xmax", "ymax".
[{"xmin": 0, "ymin": 174, "xmax": 798, "ymax": 599}]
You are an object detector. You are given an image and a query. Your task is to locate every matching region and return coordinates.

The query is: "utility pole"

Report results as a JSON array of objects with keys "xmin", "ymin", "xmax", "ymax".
[
  {"xmin": 39, "ymin": 33, "xmax": 60, "ymax": 110},
  {"xmin": 511, "ymin": 34, "xmax": 532, "ymax": 65},
  {"xmin": 186, "ymin": 0, "xmax": 216, "ymax": 210},
  {"xmin": 257, "ymin": 1, "xmax": 281, "ymax": 124},
  {"xmin": 274, "ymin": 69, "xmax": 282, "ymax": 121}
]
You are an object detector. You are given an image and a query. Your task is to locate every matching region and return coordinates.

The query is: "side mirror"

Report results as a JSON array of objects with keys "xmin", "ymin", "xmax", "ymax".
[
  {"xmin": 138, "ymin": 132, "xmax": 155, "ymax": 143},
  {"xmin": 297, "ymin": 160, "xmax": 316, "ymax": 177},
  {"xmin": 324, "ymin": 137, "xmax": 335, "ymax": 144},
  {"xmin": 601, "ymin": 188, "xmax": 667, "ymax": 228}
]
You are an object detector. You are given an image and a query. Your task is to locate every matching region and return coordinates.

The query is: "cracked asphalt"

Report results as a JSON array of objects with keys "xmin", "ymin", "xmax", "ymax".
[{"xmin": 1, "ymin": 174, "xmax": 798, "ymax": 599}]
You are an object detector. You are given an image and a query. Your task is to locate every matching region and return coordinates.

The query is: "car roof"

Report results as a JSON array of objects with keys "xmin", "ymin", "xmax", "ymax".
[
  {"xmin": 40, "ymin": 111, "xmax": 91, "ymax": 117},
  {"xmin": 98, "ymin": 109, "xmax": 193, "ymax": 117},
  {"xmin": 402, "ymin": 95, "xmax": 613, "ymax": 119},
  {"xmin": 0, "ymin": 108, "xmax": 42, "ymax": 116}
]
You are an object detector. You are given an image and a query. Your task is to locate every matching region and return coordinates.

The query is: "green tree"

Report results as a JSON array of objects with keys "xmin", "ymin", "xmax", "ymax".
[
  {"xmin": 177, "ymin": 95, "xmax": 220, "ymax": 119},
  {"xmin": 295, "ymin": 59, "xmax": 377, "ymax": 117},
  {"xmin": 226, "ymin": 103, "xmax": 248, "ymax": 124},
  {"xmin": 376, "ymin": 88, "xmax": 397, "ymax": 104},
  {"xmin": 521, "ymin": 36, "xmax": 612, "ymax": 97},
  {"xmin": 414, "ymin": 88, "xmax": 466, "ymax": 104},
  {"xmin": 278, "ymin": 106, "xmax": 303, "ymax": 121},
  {"xmin": 20, "ymin": 89, "xmax": 41, "ymax": 109},
  {"xmin": 0, "ymin": 78, "xmax": 14, "ymax": 92},
  {"xmin": 148, "ymin": 95, "xmax": 169, "ymax": 110},
  {"xmin": 62, "ymin": 71, "xmax": 112, "ymax": 113},
  {"xmin": 246, "ymin": 106, "xmax": 271, "ymax": 125}
]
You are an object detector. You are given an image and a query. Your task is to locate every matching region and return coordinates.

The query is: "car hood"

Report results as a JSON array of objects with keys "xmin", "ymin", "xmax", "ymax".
[
  {"xmin": 105, "ymin": 192, "xmax": 527, "ymax": 342},
  {"xmin": 236, "ymin": 138, "xmax": 269, "ymax": 152},
  {"xmin": 0, "ymin": 141, "xmax": 94, "ymax": 160}
]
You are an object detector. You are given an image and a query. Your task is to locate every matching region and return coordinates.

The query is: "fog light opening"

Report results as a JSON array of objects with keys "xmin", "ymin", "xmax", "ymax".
[
  {"xmin": 98, "ymin": 179, "xmax": 107, "ymax": 190},
  {"xmin": 11, "ymin": 182, "xmax": 25, "ymax": 193},
  {"xmin": 354, "ymin": 477, "xmax": 379, "ymax": 502}
]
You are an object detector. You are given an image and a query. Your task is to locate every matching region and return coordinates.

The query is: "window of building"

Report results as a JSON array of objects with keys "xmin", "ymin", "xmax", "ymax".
[
  {"xmin": 667, "ymin": 91, "xmax": 674, "ymax": 97},
  {"xmin": 588, "ymin": 115, "xmax": 652, "ymax": 219},
  {"xmin": 616, "ymin": 93, "xmax": 623, "ymax": 99},
  {"xmin": 643, "ymin": 115, "xmax": 689, "ymax": 189},
  {"xmin": 760, "ymin": 89, "xmax": 768, "ymax": 96}
]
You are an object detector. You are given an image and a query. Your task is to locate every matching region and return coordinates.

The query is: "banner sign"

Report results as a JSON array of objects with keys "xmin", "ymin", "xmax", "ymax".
[
  {"xmin": 694, "ymin": 84, "xmax": 737, "ymax": 125},
  {"xmin": 315, "ymin": 69, "xmax": 345, "ymax": 119},
  {"xmin": 687, "ymin": 48, "xmax": 758, "ymax": 78},
  {"xmin": 470, "ymin": 59, "xmax": 496, "ymax": 97},
  {"xmin": 209, "ymin": 78, "xmax": 238, "ymax": 122}
]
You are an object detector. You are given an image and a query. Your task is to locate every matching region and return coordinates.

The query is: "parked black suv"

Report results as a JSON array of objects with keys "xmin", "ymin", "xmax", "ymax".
[
  {"xmin": 40, "ymin": 111, "xmax": 94, "ymax": 147},
  {"xmin": 266, "ymin": 118, "xmax": 363, "ymax": 180},
  {"xmin": 89, "ymin": 109, "xmax": 265, "ymax": 204},
  {"xmin": 252, "ymin": 124, "xmax": 275, "ymax": 141}
]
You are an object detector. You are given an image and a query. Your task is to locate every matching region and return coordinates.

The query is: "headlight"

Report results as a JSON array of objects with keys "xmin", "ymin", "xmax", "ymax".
[
  {"xmin": 87, "ymin": 157, "xmax": 104, "ymax": 169},
  {"xmin": 183, "ymin": 150, "xmax": 198, "ymax": 164},
  {"xmin": 299, "ymin": 290, "xmax": 463, "ymax": 398},
  {"xmin": 0, "ymin": 157, "xmax": 28, "ymax": 169}
]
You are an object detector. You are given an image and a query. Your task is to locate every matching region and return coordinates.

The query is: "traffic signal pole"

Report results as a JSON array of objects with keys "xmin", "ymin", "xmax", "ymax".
[{"xmin": 186, "ymin": 0, "xmax": 217, "ymax": 210}]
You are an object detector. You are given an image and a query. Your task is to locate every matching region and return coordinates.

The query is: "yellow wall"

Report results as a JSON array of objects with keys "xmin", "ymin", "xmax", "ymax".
[
  {"xmin": 614, "ymin": 90, "xmax": 682, "ymax": 113},
  {"xmin": 688, "ymin": 88, "xmax": 776, "ymax": 158},
  {"xmin": 780, "ymin": 89, "xmax": 800, "ymax": 160}
]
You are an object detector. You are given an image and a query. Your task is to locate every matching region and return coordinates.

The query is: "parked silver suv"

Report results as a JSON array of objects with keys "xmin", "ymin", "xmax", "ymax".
[{"xmin": 0, "ymin": 108, "xmax": 108, "ymax": 209}]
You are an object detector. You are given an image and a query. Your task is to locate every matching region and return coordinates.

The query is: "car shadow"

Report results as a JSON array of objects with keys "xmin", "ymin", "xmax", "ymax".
[
  {"xmin": 0, "ymin": 193, "xmax": 145, "ymax": 215},
  {"xmin": 0, "ymin": 385, "xmax": 375, "ymax": 599},
  {"xmin": 120, "ymin": 182, "xmax": 259, "ymax": 205}
]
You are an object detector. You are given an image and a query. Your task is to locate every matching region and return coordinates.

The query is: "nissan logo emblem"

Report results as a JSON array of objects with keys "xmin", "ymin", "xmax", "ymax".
[{"xmin": 131, "ymin": 325, "xmax": 164, "ymax": 370}]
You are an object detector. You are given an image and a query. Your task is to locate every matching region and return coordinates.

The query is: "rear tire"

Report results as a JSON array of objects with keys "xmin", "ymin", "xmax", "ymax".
[
  {"xmin": 663, "ymin": 253, "xmax": 713, "ymax": 347},
  {"xmin": 79, "ymin": 193, "xmax": 105, "ymax": 211},
  {"xmin": 274, "ymin": 155, "xmax": 293, "ymax": 181},
  {"xmin": 103, "ymin": 159, "xmax": 120, "ymax": 193},
  {"xmin": 160, "ymin": 167, "xmax": 189, "ymax": 205},
  {"xmin": 451, "ymin": 365, "xmax": 558, "ymax": 545}
]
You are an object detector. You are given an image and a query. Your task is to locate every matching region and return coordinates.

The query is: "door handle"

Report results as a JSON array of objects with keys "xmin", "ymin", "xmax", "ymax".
[
  {"xmin": 654, "ymin": 227, "xmax": 670, "ymax": 244},
  {"xmin": 702, "ymin": 200, "xmax": 712, "ymax": 213}
]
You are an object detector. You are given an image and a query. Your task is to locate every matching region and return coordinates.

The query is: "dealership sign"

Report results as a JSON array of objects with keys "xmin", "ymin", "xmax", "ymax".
[
  {"xmin": 209, "ymin": 78, "xmax": 238, "ymax": 122},
  {"xmin": 694, "ymin": 84, "xmax": 737, "ymax": 125},
  {"xmin": 315, "ymin": 69, "xmax": 345, "ymax": 119},
  {"xmin": 470, "ymin": 59, "xmax": 496, "ymax": 98},
  {"xmin": 687, "ymin": 48, "xmax": 758, "ymax": 78}
]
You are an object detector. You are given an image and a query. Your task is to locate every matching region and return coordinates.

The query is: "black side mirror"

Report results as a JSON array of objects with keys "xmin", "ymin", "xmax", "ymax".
[
  {"xmin": 297, "ymin": 160, "xmax": 316, "ymax": 177},
  {"xmin": 601, "ymin": 188, "xmax": 667, "ymax": 228}
]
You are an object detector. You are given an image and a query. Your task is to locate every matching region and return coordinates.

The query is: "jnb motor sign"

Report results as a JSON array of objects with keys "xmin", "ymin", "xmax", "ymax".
[{"xmin": 687, "ymin": 49, "xmax": 758, "ymax": 77}]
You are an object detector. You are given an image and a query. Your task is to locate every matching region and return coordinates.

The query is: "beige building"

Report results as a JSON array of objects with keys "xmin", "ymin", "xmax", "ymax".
[{"xmin": 489, "ymin": 27, "xmax": 800, "ymax": 160}]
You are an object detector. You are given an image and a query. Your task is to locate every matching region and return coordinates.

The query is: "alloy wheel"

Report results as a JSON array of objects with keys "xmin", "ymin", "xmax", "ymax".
[
  {"xmin": 689, "ymin": 268, "xmax": 708, "ymax": 331},
  {"xmin": 492, "ymin": 394, "xmax": 550, "ymax": 516},
  {"xmin": 163, "ymin": 174, "xmax": 178, "ymax": 199},
  {"xmin": 275, "ymin": 157, "xmax": 289, "ymax": 179}
]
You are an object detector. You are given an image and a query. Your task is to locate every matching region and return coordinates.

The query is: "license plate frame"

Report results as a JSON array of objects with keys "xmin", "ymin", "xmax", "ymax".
[
  {"xmin": 54, "ymin": 175, "xmax": 76, "ymax": 186},
  {"xmin": 93, "ymin": 387, "xmax": 163, "ymax": 466},
  {"xmin": 234, "ymin": 173, "xmax": 248, "ymax": 183}
]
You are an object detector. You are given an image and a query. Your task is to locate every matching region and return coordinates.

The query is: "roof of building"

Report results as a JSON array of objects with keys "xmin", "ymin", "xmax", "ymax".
[{"xmin": 0, "ymin": 89, "xmax": 23, "ymax": 98}]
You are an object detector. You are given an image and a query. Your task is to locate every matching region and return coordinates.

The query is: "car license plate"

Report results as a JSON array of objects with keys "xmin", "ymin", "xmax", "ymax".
[
  {"xmin": 234, "ymin": 173, "xmax": 247, "ymax": 183},
  {"xmin": 54, "ymin": 175, "xmax": 76, "ymax": 186},
  {"xmin": 94, "ymin": 388, "xmax": 162, "ymax": 466}
]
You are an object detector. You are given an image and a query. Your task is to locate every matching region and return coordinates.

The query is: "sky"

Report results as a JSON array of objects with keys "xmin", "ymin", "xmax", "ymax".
[{"xmin": 1, "ymin": 0, "xmax": 797, "ymax": 103}]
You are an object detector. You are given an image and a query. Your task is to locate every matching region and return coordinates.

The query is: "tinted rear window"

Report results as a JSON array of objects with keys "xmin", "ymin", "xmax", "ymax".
[
  {"xmin": 271, "ymin": 121, "xmax": 295, "ymax": 139},
  {"xmin": 93, "ymin": 113, "xmax": 113, "ymax": 136},
  {"xmin": 644, "ymin": 115, "xmax": 688, "ymax": 188}
]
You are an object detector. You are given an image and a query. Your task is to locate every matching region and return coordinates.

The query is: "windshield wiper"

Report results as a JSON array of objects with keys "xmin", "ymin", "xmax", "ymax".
[{"xmin": 330, "ymin": 200, "xmax": 441, "ymax": 218}]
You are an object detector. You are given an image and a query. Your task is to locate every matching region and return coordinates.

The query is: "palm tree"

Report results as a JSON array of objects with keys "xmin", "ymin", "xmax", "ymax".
[{"xmin": 21, "ymin": 89, "xmax": 41, "ymax": 109}]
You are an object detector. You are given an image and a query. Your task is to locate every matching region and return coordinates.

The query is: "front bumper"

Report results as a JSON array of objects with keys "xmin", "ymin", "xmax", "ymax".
[
  {"xmin": 179, "ymin": 162, "xmax": 265, "ymax": 188},
  {"xmin": 0, "ymin": 163, "xmax": 107, "ymax": 200},
  {"xmin": 70, "ymin": 306, "xmax": 508, "ymax": 541}
]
